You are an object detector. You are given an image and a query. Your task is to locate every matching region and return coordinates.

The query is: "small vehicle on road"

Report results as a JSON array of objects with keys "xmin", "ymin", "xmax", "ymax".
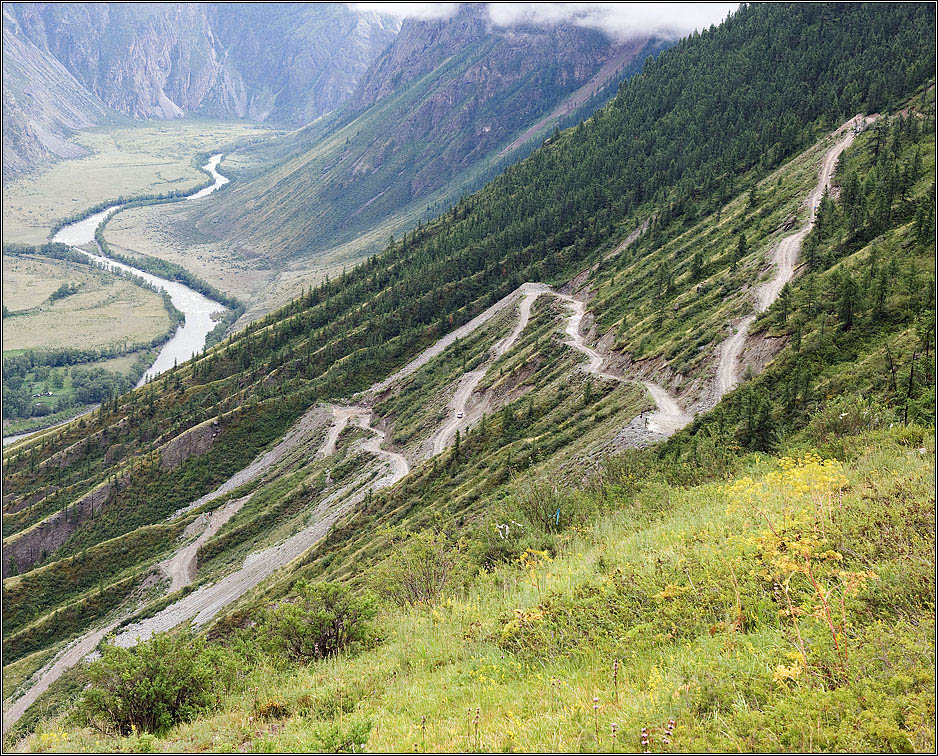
[{"xmin": 456, "ymin": 411, "xmax": 464, "ymax": 419}]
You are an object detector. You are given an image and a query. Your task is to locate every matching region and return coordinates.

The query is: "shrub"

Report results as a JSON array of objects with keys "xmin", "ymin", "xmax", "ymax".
[
  {"xmin": 301, "ymin": 717, "xmax": 372, "ymax": 753},
  {"xmin": 75, "ymin": 632, "xmax": 214, "ymax": 734},
  {"xmin": 369, "ymin": 531, "xmax": 463, "ymax": 609},
  {"xmin": 467, "ymin": 515, "xmax": 555, "ymax": 569},
  {"xmin": 807, "ymin": 393, "xmax": 898, "ymax": 443},
  {"xmin": 509, "ymin": 475, "xmax": 593, "ymax": 533},
  {"xmin": 259, "ymin": 580, "xmax": 376, "ymax": 663}
]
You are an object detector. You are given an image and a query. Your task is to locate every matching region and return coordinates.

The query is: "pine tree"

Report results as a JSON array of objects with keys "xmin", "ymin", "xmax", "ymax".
[
  {"xmin": 734, "ymin": 233, "xmax": 747, "ymax": 269},
  {"xmin": 691, "ymin": 251, "xmax": 704, "ymax": 281}
]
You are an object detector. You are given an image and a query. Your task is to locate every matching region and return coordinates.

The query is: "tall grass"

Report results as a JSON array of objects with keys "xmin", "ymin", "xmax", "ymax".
[{"xmin": 15, "ymin": 427, "xmax": 933, "ymax": 753}]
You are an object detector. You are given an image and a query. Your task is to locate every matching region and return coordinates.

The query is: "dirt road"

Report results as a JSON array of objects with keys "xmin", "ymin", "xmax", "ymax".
[
  {"xmin": 558, "ymin": 294, "xmax": 690, "ymax": 433},
  {"xmin": 431, "ymin": 285, "xmax": 691, "ymax": 454},
  {"xmin": 161, "ymin": 495, "xmax": 249, "ymax": 593},
  {"xmin": 355, "ymin": 412, "xmax": 410, "ymax": 484},
  {"xmin": 111, "ymin": 408, "xmax": 407, "ymax": 646},
  {"xmin": 432, "ymin": 370, "xmax": 488, "ymax": 455},
  {"xmin": 369, "ymin": 283, "xmax": 552, "ymax": 396},
  {"xmin": 2, "ymin": 619, "xmax": 121, "ymax": 735},
  {"xmin": 714, "ymin": 115, "xmax": 872, "ymax": 397},
  {"xmin": 642, "ymin": 381, "xmax": 693, "ymax": 434},
  {"xmin": 431, "ymin": 285, "xmax": 552, "ymax": 454},
  {"xmin": 318, "ymin": 406, "xmax": 360, "ymax": 458}
]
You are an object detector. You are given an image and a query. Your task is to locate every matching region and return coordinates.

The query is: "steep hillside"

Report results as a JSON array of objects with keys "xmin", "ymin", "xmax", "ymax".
[
  {"xmin": 2, "ymin": 3, "xmax": 935, "ymax": 748},
  {"xmin": 1, "ymin": 2, "xmax": 398, "ymax": 174},
  {"xmin": 1, "ymin": 20, "xmax": 109, "ymax": 176},
  {"xmin": 14, "ymin": 428, "xmax": 936, "ymax": 752},
  {"xmin": 105, "ymin": 6, "xmax": 664, "ymax": 319}
]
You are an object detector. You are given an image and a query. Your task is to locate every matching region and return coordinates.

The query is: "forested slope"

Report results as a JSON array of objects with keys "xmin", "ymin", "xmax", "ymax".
[
  {"xmin": 2, "ymin": 0, "xmax": 931, "ymax": 602},
  {"xmin": 2, "ymin": 4, "xmax": 935, "ymax": 749}
]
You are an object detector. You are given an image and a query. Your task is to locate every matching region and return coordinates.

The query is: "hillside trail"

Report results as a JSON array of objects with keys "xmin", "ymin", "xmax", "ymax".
[
  {"xmin": 714, "ymin": 114, "xmax": 875, "ymax": 398},
  {"xmin": 109, "ymin": 406, "xmax": 407, "ymax": 647},
  {"xmin": 431, "ymin": 284, "xmax": 689, "ymax": 453},
  {"xmin": 2, "ymin": 619, "xmax": 122, "ymax": 735},
  {"xmin": 431, "ymin": 284, "xmax": 552, "ymax": 454},
  {"xmin": 161, "ymin": 495, "xmax": 250, "ymax": 593},
  {"xmin": 318, "ymin": 406, "xmax": 361, "ymax": 458},
  {"xmin": 3, "ymin": 225, "xmax": 673, "ymax": 730},
  {"xmin": 557, "ymin": 293, "xmax": 691, "ymax": 434},
  {"xmin": 354, "ymin": 411, "xmax": 410, "ymax": 484},
  {"xmin": 2, "ymin": 405, "xmax": 403, "ymax": 732}
]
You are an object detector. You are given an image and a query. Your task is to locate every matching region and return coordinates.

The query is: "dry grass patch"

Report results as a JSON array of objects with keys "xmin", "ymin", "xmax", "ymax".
[
  {"xmin": 2, "ymin": 121, "xmax": 271, "ymax": 245},
  {"xmin": 2, "ymin": 255, "xmax": 170, "ymax": 352}
]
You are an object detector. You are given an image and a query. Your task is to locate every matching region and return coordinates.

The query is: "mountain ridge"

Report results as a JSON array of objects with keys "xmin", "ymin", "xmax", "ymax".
[{"xmin": 1, "ymin": 2, "xmax": 400, "ymax": 175}]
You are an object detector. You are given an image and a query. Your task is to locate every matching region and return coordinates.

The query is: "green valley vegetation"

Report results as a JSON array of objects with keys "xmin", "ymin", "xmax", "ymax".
[
  {"xmin": 1, "ymin": 3, "xmax": 934, "ymax": 752},
  {"xmin": 2, "ymin": 244, "xmax": 183, "ymax": 434}
]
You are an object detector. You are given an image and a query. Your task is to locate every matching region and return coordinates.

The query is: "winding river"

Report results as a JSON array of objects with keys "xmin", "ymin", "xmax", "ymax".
[{"xmin": 3, "ymin": 155, "xmax": 229, "ymax": 446}]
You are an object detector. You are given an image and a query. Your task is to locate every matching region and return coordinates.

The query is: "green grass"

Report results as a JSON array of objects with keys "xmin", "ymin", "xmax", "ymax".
[
  {"xmin": 2, "ymin": 644, "xmax": 62, "ymax": 700},
  {"xmin": 13, "ymin": 427, "xmax": 933, "ymax": 752}
]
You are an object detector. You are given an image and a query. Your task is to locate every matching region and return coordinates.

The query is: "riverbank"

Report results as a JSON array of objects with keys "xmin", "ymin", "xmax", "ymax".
[
  {"xmin": 3, "ymin": 156, "xmax": 232, "ymax": 444},
  {"xmin": 51, "ymin": 155, "xmax": 230, "ymax": 385}
]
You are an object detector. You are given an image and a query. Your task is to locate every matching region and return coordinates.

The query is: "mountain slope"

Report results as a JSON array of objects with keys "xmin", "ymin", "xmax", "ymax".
[
  {"xmin": 3, "ymin": 0, "xmax": 931, "ymax": 585},
  {"xmin": 2, "ymin": 3, "xmax": 935, "ymax": 746},
  {"xmin": 1, "ymin": 2, "xmax": 399, "ymax": 174},
  {"xmin": 1, "ymin": 20, "xmax": 110, "ymax": 177},
  {"xmin": 124, "ymin": 5, "xmax": 663, "ymax": 319}
]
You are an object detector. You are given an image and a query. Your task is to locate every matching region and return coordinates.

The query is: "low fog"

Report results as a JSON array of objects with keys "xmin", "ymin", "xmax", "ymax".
[{"xmin": 351, "ymin": 2, "xmax": 739, "ymax": 39}]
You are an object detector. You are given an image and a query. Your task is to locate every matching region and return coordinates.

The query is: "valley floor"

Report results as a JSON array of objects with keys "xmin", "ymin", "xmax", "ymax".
[{"xmin": 1, "ymin": 121, "xmax": 271, "ymax": 246}]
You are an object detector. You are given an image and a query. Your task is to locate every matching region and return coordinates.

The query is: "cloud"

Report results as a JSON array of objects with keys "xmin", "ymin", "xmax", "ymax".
[
  {"xmin": 349, "ymin": 3, "xmax": 462, "ymax": 21},
  {"xmin": 487, "ymin": 3, "xmax": 739, "ymax": 39},
  {"xmin": 349, "ymin": 3, "xmax": 738, "ymax": 39}
]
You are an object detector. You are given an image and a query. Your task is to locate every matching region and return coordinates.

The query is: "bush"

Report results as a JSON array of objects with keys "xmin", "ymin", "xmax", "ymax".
[
  {"xmin": 259, "ymin": 580, "xmax": 376, "ymax": 663},
  {"xmin": 75, "ymin": 632, "xmax": 215, "ymax": 734},
  {"xmin": 467, "ymin": 516, "xmax": 555, "ymax": 569},
  {"xmin": 509, "ymin": 475, "xmax": 593, "ymax": 533},
  {"xmin": 807, "ymin": 393, "xmax": 898, "ymax": 443},
  {"xmin": 369, "ymin": 531, "xmax": 463, "ymax": 609}
]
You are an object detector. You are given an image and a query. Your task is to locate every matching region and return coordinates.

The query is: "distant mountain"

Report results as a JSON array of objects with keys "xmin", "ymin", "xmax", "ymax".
[
  {"xmin": 1, "ymin": 20, "xmax": 108, "ymax": 176},
  {"xmin": 193, "ymin": 4, "xmax": 665, "ymax": 272},
  {"xmin": 1, "ymin": 2, "xmax": 399, "ymax": 175}
]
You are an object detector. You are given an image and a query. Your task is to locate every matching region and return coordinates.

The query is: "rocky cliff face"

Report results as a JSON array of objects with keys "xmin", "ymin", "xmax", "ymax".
[
  {"xmin": 2, "ymin": 2, "xmax": 399, "ymax": 175},
  {"xmin": 345, "ymin": 6, "xmax": 640, "ymax": 197},
  {"xmin": 197, "ymin": 4, "xmax": 658, "ymax": 265},
  {"xmin": 205, "ymin": 3, "xmax": 400, "ymax": 124},
  {"xmin": 1, "ymin": 18, "xmax": 108, "ymax": 177}
]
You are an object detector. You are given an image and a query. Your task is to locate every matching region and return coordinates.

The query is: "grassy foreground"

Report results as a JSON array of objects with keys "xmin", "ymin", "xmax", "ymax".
[
  {"xmin": 1, "ymin": 121, "xmax": 271, "ymax": 246},
  {"xmin": 12, "ymin": 424, "xmax": 934, "ymax": 753}
]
